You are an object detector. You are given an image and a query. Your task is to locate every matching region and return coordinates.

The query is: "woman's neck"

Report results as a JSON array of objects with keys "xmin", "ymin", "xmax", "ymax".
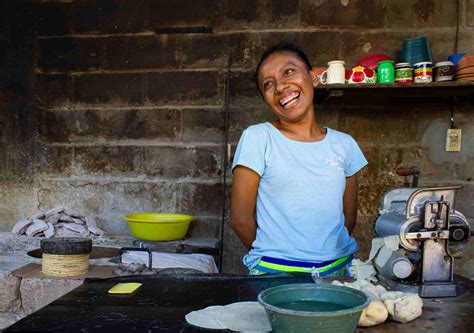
[{"xmin": 272, "ymin": 117, "xmax": 326, "ymax": 142}]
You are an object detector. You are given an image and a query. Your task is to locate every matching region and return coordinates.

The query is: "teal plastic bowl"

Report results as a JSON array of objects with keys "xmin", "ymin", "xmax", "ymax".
[{"xmin": 258, "ymin": 283, "xmax": 369, "ymax": 333}]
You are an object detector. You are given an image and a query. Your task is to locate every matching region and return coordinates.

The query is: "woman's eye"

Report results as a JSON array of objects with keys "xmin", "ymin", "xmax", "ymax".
[
  {"xmin": 263, "ymin": 81, "xmax": 273, "ymax": 90},
  {"xmin": 284, "ymin": 68, "xmax": 294, "ymax": 75}
]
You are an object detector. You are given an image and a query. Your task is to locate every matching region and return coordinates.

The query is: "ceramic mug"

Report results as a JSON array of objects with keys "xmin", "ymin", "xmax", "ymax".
[{"xmin": 320, "ymin": 60, "xmax": 345, "ymax": 84}]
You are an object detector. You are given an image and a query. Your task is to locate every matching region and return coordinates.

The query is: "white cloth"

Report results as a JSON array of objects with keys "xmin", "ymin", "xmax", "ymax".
[{"xmin": 121, "ymin": 251, "xmax": 218, "ymax": 273}]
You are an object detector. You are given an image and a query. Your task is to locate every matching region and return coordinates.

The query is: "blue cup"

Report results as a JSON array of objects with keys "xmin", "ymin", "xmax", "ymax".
[{"xmin": 401, "ymin": 37, "xmax": 433, "ymax": 66}]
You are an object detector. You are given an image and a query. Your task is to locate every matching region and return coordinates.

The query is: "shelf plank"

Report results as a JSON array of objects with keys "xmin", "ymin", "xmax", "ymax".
[{"xmin": 314, "ymin": 81, "xmax": 474, "ymax": 104}]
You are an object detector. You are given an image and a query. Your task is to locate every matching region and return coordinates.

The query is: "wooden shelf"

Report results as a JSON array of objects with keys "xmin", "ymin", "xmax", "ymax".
[{"xmin": 314, "ymin": 81, "xmax": 474, "ymax": 104}]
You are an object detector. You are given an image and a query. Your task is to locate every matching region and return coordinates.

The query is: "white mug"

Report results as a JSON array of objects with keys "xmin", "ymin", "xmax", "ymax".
[{"xmin": 320, "ymin": 60, "xmax": 345, "ymax": 84}]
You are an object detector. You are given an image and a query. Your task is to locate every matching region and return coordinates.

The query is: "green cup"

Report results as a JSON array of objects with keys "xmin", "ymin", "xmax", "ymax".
[{"xmin": 377, "ymin": 60, "xmax": 395, "ymax": 83}]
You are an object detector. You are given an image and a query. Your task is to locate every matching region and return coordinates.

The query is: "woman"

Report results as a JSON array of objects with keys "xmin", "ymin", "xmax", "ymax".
[{"xmin": 231, "ymin": 41, "xmax": 367, "ymax": 276}]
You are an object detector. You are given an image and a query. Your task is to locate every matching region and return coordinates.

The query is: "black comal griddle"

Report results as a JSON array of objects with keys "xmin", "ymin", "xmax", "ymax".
[
  {"xmin": 5, "ymin": 273, "xmax": 474, "ymax": 332},
  {"xmin": 5, "ymin": 274, "xmax": 312, "ymax": 332}
]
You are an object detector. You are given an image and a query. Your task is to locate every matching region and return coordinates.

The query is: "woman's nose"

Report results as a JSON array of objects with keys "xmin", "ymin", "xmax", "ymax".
[{"xmin": 275, "ymin": 79, "xmax": 289, "ymax": 93}]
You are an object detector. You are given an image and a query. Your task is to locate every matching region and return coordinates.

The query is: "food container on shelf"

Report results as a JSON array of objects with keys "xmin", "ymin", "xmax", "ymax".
[{"xmin": 124, "ymin": 213, "xmax": 194, "ymax": 241}]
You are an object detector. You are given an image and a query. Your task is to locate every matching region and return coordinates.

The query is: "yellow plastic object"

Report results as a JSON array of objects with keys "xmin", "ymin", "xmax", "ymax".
[
  {"xmin": 108, "ymin": 283, "xmax": 142, "ymax": 294},
  {"xmin": 124, "ymin": 213, "xmax": 194, "ymax": 241}
]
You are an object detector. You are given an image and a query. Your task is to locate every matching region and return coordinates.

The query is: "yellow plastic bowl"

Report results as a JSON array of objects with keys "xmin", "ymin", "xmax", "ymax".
[{"xmin": 124, "ymin": 213, "xmax": 194, "ymax": 241}]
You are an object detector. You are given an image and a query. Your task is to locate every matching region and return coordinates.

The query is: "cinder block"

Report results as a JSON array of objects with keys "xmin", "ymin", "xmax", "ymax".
[
  {"xmin": 182, "ymin": 108, "xmax": 224, "ymax": 142},
  {"xmin": 149, "ymin": 0, "xmax": 225, "ymax": 29},
  {"xmin": 177, "ymin": 34, "xmax": 226, "ymax": 69},
  {"xmin": 468, "ymin": 0, "xmax": 474, "ymax": 27},
  {"xmin": 75, "ymin": 73, "xmax": 146, "ymax": 105},
  {"xmin": 178, "ymin": 182, "xmax": 223, "ymax": 216},
  {"xmin": 74, "ymin": 146, "xmax": 145, "ymax": 176},
  {"xmin": 144, "ymin": 146, "xmax": 223, "ymax": 178},
  {"xmin": 0, "ymin": 272, "xmax": 21, "ymax": 312},
  {"xmin": 38, "ymin": 109, "xmax": 181, "ymax": 143},
  {"xmin": 37, "ymin": 37, "xmax": 102, "ymax": 71},
  {"xmin": 105, "ymin": 35, "xmax": 177, "ymax": 69},
  {"xmin": 270, "ymin": 0, "xmax": 299, "ymax": 21},
  {"xmin": 337, "ymin": 108, "xmax": 418, "ymax": 145},
  {"xmin": 146, "ymin": 71, "xmax": 221, "ymax": 105},
  {"xmin": 300, "ymin": 0, "xmax": 384, "ymax": 28},
  {"xmin": 74, "ymin": 1, "xmax": 100, "ymax": 33},
  {"xmin": 99, "ymin": 0, "xmax": 150, "ymax": 33},
  {"xmin": 33, "ymin": 74, "xmax": 72, "ymax": 108},
  {"xmin": 384, "ymin": 0, "xmax": 457, "ymax": 28},
  {"xmin": 33, "ymin": 2, "xmax": 73, "ymax": 36},
  {"xmin": 99, "ymin": 182, "xmax": 178, "ymax": 235},
  {"xmin": 35, "ymin": 145, "xmax": 73, "ymax": 176},
  {"xmin": 20, "ymin": 278, "xmax": 82, "ymax": 315},
  {"xmin": 186, "ymin": 216, "xmax": 220, "ymax": 239},
  {"xmin": 37, "ymin": 181, "xmax": 108, "ymax": 218}
]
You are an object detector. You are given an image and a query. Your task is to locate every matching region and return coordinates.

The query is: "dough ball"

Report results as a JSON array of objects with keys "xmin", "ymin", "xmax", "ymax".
[
  {"xmin": 381, "ymin": 292, "xmax": 423, "ymax": 323},
  {"xmin": 358, "ymin": 301, "xmax": 388, "ymax": 327}
]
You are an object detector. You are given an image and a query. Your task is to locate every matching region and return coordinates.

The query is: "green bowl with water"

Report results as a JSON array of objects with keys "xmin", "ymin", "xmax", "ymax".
[{"xmin": 258, "ymin": 283, "xmax": 369, "ymax": 333}]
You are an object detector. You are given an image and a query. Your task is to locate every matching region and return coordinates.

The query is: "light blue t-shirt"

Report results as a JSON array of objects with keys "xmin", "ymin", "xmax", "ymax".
[{"xmin": 232, "ymin": 122, "xmax": 368, "ymax": 270}]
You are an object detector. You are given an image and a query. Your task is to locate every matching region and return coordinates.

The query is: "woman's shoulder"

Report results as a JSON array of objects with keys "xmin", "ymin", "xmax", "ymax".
[
  {"xmin": 241, "ymin": 122, "xmax": 273, "ymax": 139},
  {"xmin": 327, "ymin": 127, "xmax": 357, "ymax": 144}
]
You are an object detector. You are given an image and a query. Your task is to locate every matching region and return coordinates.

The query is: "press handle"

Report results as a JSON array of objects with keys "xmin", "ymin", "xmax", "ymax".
[
  {"xmin": 396, "ymin": 166, "xmax": 420, "ymax": 188},
  {"xmin": 119, "ymin": 247, "xmax": 153, "ymax": 270}
]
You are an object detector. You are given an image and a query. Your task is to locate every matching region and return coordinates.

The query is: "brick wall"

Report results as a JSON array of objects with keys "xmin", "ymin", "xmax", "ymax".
[{"xmin": 1, "ymin": 0, "xmax": 473, "ymax": 274}]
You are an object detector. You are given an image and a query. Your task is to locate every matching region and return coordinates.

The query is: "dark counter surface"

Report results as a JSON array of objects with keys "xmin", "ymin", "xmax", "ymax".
[{"xmin": 5, "ymin": 274, "xmax": 474, "ymax": 332}]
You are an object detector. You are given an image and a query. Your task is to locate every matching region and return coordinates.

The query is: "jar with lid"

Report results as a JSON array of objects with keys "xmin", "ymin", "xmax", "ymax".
[{"xmin": 394, "ymin": 62, "xmax": 413, "ymax": 83}]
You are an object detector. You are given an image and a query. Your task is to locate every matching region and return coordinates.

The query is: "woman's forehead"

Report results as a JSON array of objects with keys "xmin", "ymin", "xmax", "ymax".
[{"xmin": 259, "ymin": 52, "xmax": 306, "ymax": 75}]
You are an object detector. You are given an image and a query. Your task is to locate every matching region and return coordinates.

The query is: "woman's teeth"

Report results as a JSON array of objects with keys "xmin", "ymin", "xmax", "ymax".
[{"xmin": 280, "ymin": 92, "xmax": 300, "ymax": 107}]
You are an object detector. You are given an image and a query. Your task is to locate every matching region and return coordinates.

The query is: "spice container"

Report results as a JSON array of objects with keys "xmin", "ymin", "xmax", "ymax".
[{"xmin": 394, "ymin": 62, "xmax": 413, "ymax": 83}]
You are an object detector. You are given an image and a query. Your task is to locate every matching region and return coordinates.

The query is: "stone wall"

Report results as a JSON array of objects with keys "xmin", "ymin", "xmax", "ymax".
[{"xmin": 0, "ymin": 0, "xmax": 473, "ymax": 274}]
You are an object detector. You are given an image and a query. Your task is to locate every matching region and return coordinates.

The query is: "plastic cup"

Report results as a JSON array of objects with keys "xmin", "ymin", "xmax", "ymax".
[{"xmin": 401, "ymin": 37, "xmax": 433, "ymax": 66}]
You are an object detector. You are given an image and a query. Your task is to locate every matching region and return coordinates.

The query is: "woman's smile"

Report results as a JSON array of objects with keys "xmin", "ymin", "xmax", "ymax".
[{"xmin": 279, "ymin": 91, "xmax": 300, "ymax": 108}]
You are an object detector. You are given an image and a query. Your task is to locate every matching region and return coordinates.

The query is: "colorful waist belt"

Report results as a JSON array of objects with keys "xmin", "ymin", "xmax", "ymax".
[{"xmin": 254, "ymin": 255, "xmax": 352, "ymax": 275}]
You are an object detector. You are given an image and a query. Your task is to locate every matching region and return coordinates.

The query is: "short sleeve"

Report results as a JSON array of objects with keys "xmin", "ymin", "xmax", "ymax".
[
  {"xmin": 232, "ymin": 126, "xmax": 267, "ymax": 176},
  {"xmin": 344, "ymin": 136, "xmax": 368, "ymax": 177}
]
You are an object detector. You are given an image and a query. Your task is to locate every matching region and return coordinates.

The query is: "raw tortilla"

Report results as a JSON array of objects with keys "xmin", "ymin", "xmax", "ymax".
[
  {"xmin": 217, "ymin": 302, "xmax": 271, "ymax": 332},
  {"xmin": 185, "ymin": 301, "xmax": 271, "ymax": 332},
  {"xmin": 185, "ymin": 305, "xmax": 226, "ymax": 329}
]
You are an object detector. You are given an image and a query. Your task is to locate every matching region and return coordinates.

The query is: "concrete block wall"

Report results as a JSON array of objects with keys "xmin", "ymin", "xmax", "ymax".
[{"xmin": 0, "ymin": 0, "xmax": 473, "ymax": 274}]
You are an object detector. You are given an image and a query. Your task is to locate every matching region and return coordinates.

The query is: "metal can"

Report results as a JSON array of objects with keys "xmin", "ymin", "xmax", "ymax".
[
  {"xmin": 413, "ymin": 61, "xmax": 433, "ymax": 83},
  {"xmin": 394, "ymin": 62, "xmax": 413, "ymax": 83}
]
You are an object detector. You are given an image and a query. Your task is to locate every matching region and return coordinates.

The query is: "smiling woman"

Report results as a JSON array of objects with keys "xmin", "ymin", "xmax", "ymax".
[{"xmin": 230, "ymin": 41, "xmax": 368, "ymax": 276}]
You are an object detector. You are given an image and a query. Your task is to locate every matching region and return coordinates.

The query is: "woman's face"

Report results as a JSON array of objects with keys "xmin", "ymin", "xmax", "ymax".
[{"xmin": 257, "ymin": 51, "xmax": 317, "ymax": 123}]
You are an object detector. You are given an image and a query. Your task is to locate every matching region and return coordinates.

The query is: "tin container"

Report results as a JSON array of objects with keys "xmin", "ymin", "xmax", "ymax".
[
  {"xmin": 394, "ymin": 62, "xmax": 413, "ymax": 83},
  {"xmin": 433, "ymin": 61, "xmax": 455, "ymax": 82},
  {"xmin": 413, "ymin": 61, "xmax": 433, "ymax": 83},
  {"xmin": 377, "ymin": 60, "xmax": 395, "ymax": 84}
]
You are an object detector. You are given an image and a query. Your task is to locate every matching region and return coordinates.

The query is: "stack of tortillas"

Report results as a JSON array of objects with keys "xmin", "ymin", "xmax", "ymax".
[{"xmin": 185, "ymin": 301, "xmax": 271, "ymax": 332}]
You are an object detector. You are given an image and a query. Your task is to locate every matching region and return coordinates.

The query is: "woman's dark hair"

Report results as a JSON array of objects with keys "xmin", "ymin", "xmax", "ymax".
[{"xmin": 254, "ymin": 41, "xmax": 313, "ymax": 94}]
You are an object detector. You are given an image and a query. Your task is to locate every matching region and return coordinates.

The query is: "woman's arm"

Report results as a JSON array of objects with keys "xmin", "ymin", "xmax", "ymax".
[
  {"xmin": 343, "ymin": 174, "xmax": 358, "ymax": 235},
  {"xmin": 230, "ymin": 166, "xmax": 260, "ymax": 250}
]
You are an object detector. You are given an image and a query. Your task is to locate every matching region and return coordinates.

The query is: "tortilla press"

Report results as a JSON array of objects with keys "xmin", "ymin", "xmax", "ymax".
[
  {"xmin": 114, "ymin": 247, "xmax": 156, "ymax": 276},
  {"xmin": 373, "ymin": 167, "xmax": 471, "ymax": 297}
]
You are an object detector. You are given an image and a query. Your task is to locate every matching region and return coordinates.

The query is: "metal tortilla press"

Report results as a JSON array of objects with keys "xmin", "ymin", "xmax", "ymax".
[{"xmin": 374, "ymin": 166, "xmax": 471, "ymax": 297}]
